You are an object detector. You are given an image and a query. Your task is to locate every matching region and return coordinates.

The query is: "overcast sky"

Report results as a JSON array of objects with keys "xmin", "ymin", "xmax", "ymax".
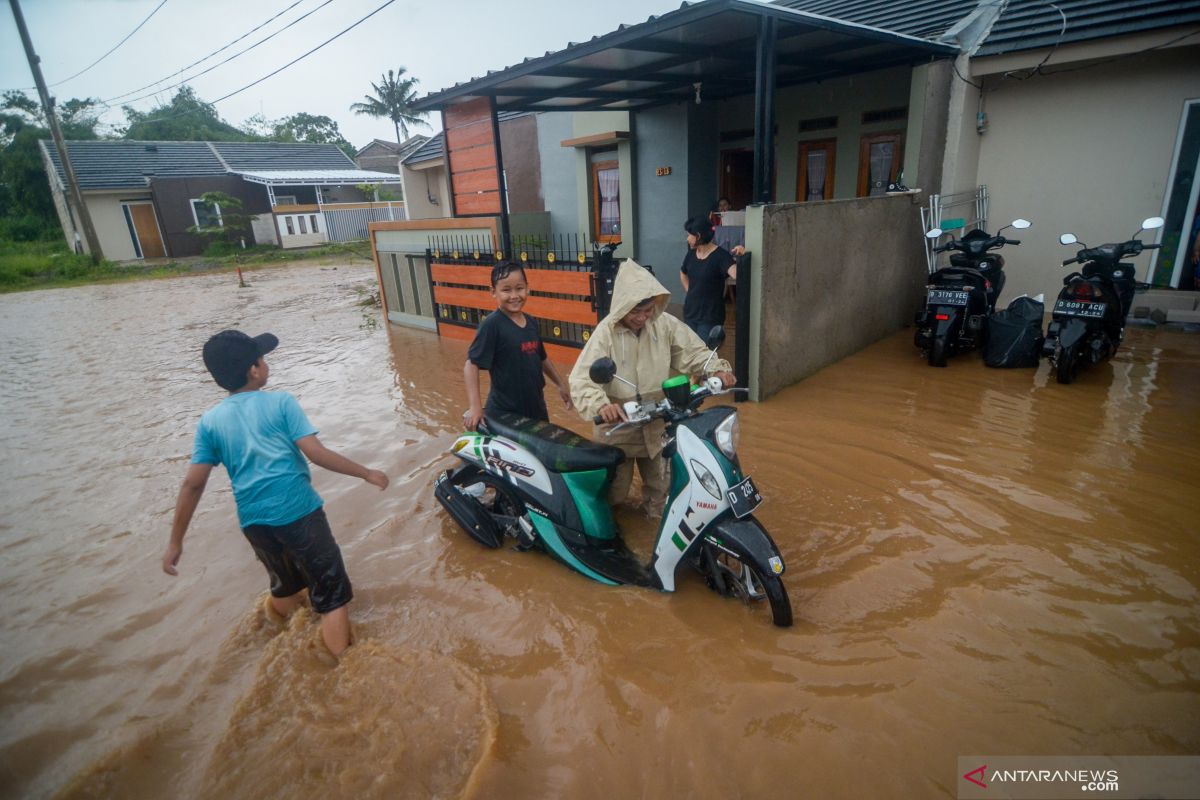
[{"xmin": 0, "ymin": 0, "xmax": 684, "ymax": 147}]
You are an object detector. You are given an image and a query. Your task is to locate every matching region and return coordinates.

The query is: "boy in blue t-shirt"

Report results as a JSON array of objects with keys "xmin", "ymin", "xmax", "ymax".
[
  {"xmin": 462, "ymin": 261, "xmax": 572, "ymax": 430},
  {"xmin": 162, "ymin": 330, "xmax": 388, "ymax": 663}
]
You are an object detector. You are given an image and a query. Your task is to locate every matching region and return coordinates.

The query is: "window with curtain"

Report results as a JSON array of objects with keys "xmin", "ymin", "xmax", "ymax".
[
  {"xmin": 797, "ymin": 139, "xmax": 836, "ymax": 202},
  {"xmin": 591, "ymin": 160, "xmax": 620, "ymax": 243},
  {"xmin": 857, "ymin": 132, "xmax": 904, "ymax": 197}
]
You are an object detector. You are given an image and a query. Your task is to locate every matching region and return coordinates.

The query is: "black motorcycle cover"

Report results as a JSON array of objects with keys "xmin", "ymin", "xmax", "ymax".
[{"xmin": 985, "ymin": 296, "xmax": 1044, "ymax": 368}]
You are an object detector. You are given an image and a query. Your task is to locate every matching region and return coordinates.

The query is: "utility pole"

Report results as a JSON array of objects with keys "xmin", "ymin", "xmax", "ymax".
[{"xmin": 9, "ymin": 0, "xmax": 104, "ymax": 263}]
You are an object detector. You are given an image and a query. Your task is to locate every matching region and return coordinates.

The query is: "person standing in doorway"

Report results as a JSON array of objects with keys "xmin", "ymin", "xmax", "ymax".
[{"xmin": 679, "ymin": 215, "xmax": 738, "ymax": 340}]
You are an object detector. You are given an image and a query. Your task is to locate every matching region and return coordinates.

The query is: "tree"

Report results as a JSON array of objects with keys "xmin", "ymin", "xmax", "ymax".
[
  {"xmin": 269, "ymin": 112, "xmax": 354, "ymax": 157},
  {"xmin": 121, "ymin": 87, "xmax": 251, "ymax": 142},
  {"xmin": 349, "ymin": 68, "xmax": 428, "ymax": 144},
  {"xmin": 0, "ymin": 92, "xmax": 100, "ymax": 240}
]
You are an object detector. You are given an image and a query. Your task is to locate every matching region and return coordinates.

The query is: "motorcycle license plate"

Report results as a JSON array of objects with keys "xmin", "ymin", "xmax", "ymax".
[
  {"xmin": 727, "ymin": 476, "xmax": 762, "ymax": 519},
  {"xmin": 928, "ymin": 289, "xmax": 969, "ymax": 306},
  {"xmin": 1054, "ymin": 299, "xmax": 1106, "ymax": 319}
]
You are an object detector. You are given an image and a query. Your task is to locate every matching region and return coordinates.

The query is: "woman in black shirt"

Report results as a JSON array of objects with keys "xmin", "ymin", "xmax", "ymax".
[{"xmin": 679, "ymin": 216, "xmax": 738, "ymax": 339}]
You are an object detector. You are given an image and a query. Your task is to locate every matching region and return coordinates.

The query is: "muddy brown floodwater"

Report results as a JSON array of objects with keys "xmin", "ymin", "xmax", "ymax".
[{"xmin": 0, "ymin": 262, "xmax": 1197, "ymax": 799}]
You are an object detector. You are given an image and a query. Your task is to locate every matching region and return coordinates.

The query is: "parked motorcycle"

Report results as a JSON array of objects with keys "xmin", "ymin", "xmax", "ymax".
[
  {"xmin": 434, "ymin": 327, "xmax": 793, "ymax": 627},
  {"xmin": 914, "ymin": 219, "xmax": 1031, "ymax": 367},
  {"xmin": 1042, "ymin": 216, "xmax": 1164, "ymax": 384}
]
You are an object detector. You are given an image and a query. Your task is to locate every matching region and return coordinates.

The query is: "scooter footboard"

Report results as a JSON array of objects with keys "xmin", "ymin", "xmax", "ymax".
[{"xmin": 704, "ymin": 515, "xmax": 786, "ymax": 577}]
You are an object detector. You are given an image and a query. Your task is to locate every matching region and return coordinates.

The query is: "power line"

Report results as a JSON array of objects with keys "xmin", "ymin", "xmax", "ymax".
[
  {"xmin": 121, "ymin": 0, "xmax": 400, "ymax": 129},
  {"xmin": 99, "ymin": 0, "xmax": 310, "ymax": 106},
  {"xmin": 101, "ymin": 0, "xmax": 339, "ymax": 109},
  {"xmin": 102, "ymin": 0, "xmax": 337, "ymax": 109},
  {"xmin": 48, "ymin": 0, "xmax": 170, "ymax": 87}
]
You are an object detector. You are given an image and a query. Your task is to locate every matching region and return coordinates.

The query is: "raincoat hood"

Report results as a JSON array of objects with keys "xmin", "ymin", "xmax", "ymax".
[{"xmin": 606, "ymin": 261, "xmax": 671, "ymax": 327}]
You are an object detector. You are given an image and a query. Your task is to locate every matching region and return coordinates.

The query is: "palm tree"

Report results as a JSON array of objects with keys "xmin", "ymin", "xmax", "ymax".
[{"xmin": 350, "ymin": 68, "xmax": 429, "ymax": 144}]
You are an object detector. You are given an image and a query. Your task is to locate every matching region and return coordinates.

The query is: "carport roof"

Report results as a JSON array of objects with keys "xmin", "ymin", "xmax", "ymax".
[{"xmin": 410, "ymin": 0, "xmax": 958, "ymax": 113}]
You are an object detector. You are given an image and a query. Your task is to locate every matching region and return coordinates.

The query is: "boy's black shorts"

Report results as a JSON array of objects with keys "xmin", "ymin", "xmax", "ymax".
[{"xmin": 241, "ymin": 507, "xmax": 352, "ymax": 614}]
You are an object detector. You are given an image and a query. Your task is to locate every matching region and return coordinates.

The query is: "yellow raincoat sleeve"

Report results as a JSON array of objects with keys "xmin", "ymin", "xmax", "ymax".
[
  {"xmin": 665, "ymin": 314, "xmax": 732, "ymax": 377},
  {"xmin": 568, "ymin": 324, "xmax": 617, "ymax": 421}
]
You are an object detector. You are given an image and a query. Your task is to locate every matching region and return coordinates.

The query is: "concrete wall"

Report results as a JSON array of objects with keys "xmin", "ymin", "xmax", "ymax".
[
  {"xmin": 498, "ymin": 115, "xmax": 543, "ymax": 213},
  {"xmin": 399, "ymin": 162, "xmax": 450, "ymax": 220},
  {"xmin": 83, "ymin": 191, "xmax": 153, "ymax": 261},
  {"xmin": 967, "ymin": 42, "xmax": 1200, "ymax": 299},
  {"xmin": 753, "ymin": 193, "xmax": 928, "ymax": 400},
  {"xmin": 536, "ymin": 112, "xmax": 579, "ymax": 235},
  {"xmin": 635, "ymin": 104, "xmax": 690, "ymax": 295}
]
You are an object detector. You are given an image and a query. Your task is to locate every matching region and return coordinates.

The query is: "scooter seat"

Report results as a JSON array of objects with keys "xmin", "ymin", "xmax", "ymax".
[{"xmin": 483, "ymin": 411, "xmax": 625, "ymax": 472}]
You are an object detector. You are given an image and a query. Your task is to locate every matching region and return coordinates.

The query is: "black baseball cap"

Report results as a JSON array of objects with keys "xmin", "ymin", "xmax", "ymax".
[{"xmin": 202, "ymin": 330, "xmax": 278, "ymax": 391}]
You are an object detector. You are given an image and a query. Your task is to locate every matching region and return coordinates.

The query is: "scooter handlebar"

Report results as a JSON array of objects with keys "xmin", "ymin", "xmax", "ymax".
[
  {"xmin": 1004, "ymin": 238, "xmax": 1021, "ymax": 245},
  {"xmin": 593, "ymin": 414, "xmax": 605, "ymax": 424},
  {"xmin": 1143, "ymin": 243, "xmax": 1161, "ymax": 250}
]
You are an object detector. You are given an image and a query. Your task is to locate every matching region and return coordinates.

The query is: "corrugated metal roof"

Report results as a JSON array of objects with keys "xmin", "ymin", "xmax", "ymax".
[
  {"xmin": 772, "ymin": 0, "xmax": 980, "ymax": 40},
  {"xmin": 210, "ymin": 142, "xmax": 356, "ymax": 171},
  {"xmin": 411, "ymin": 0, "xmax": 956, "ymax": 113},
  {"xmin": 977, "ymin": 0, "xmax": 1200, "ymax": 56},
  {"xmin": 236, "ymin": 169, "xmax": 404, "ymax": 185},
  {"xmin": 41, "ymin": 140, "xmax": 227, "ymax": 190}
]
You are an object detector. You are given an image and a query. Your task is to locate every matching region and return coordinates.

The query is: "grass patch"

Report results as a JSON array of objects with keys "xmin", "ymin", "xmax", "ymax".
[{"xmin": 0, "ymin": 239, "xmax": 376, "ymax": 294}]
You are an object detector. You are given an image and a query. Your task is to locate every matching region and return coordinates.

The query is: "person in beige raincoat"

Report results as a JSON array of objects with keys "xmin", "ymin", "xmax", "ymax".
[{"xmin": 569, "ymin": 261, "xmax": 735, "ymax": 513}]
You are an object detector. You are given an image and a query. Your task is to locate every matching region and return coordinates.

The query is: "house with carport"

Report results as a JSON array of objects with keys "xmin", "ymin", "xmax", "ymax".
[{"xmin": 41, "ymin": 140, "xmax": 407, "ymax": 260}]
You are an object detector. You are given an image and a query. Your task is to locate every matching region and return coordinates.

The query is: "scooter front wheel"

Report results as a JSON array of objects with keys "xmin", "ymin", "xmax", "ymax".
[{"xmin": 701, "ymin": 541, "xmax": 792, "ymax": 627}]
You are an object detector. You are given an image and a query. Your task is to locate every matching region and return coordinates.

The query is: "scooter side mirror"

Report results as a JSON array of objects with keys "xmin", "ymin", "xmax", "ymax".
[
  {"xmin": 589, "ymin": 357, "xmax": 616, "ymax": 385},
  {"xmin": 1059, "ymin": 233, "xmax": 1078, "ymax": 246},
  {"xmin": 1011, "ymin": 219, "xmax": 1032, "ymax": 230},
  {"xmin": 705, "ymin": 325, "xmax": 726, "ymax": 350},
  {"xmin": 925, "ymin": 228, "xmax": 943, "ymax": 239},
  {"xmin": 1140, "ymin": 216, "xmax": 1164, "ymax": 231}
]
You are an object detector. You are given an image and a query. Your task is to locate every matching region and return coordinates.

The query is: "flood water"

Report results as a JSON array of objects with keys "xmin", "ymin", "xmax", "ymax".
[{"xmin": 1, "ymin": 262, "xmax": 1197, "ymax": 799}]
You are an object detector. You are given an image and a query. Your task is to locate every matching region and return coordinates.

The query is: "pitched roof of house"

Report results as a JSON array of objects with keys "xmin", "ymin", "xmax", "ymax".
[
  {"xmin": 772, "ymin": 0, "xmax": 980, "ymax": 40},
  {"xmin": 976, "ymin": 0, "xmax": 1200, "ymax": 56},
  {"xmin": 354, "ymin": 135, "xmax": 430, "ymax": 159},
  {"xmin": 41, "ymin": 140, "xmax": 356, "ymax": 191},
  {"xmin": 401, "ymin": 114, "xmax": 528, "ymax": 166},
  {"xmin": 402, "ymin": 132, "xmax": 445, "ymax": 166}
]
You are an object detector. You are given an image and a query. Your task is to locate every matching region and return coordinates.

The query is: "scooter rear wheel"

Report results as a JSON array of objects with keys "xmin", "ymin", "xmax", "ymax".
[
  {"xmin": 928, "ymin": 336, "xmax": 948, "ymax": 368},
  {"xmin": 1055, "ymin": 342, "xmax": 1078, "ymax": 385},
  {"xmin": 450, "ymin": 471, "xmax": 528, "ymax": 544},
  {"xmin": 701, "ymin": 542, "xmax": 792, "ymax": 627}
]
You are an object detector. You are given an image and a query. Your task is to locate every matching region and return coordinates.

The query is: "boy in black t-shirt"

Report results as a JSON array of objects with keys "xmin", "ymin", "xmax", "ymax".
[{"xmin": 463, "ymin": 261, "xmax": 573, "ymax": 430}]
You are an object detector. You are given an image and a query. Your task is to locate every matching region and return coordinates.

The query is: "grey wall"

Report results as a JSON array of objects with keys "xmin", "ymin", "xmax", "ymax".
[
  {"xmin": 755, "ymin": 194, "xmax": 928, "ymax": 399},
  {"xmin": 635, "ymin": 104, "xmax": 689, "ymax": 294},
  {"xmin": 535, "ymin": 113, "xmax": 578, "ymax": 236}
]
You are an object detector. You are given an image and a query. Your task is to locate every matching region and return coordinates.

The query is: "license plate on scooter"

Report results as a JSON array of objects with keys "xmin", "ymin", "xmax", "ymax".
[
  {"xmin": 1054, "ymin": 299, "xmax": 1106, "ymax": 319},
  {"xmin": 727, "ymin": 476, "xmax": 762, "ymax": 519},
  {"xmin": 927, "ymin": 289, "xmax": 969, "ymax": 306}
]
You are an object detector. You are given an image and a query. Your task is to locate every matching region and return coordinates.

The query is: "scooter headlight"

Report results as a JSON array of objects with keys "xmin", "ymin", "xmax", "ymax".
[{"xmin": 714, "ymin": 413, "xmax": 740, "ymax": 460}]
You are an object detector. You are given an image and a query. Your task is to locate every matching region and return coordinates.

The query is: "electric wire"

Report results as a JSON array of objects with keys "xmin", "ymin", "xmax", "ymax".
[
  {"xmin": 114, "ymin": 0, "xmax": 400, "ymax": 130},
  {"xmin": 49, "ymin": 0, "xmax": 171, "ymax": 87},
  {"xmin": 100, "ymin": 0, "xmax": 339, "ymax": 109},
  {"xmin": 99, "ymin": 0, "xmax": 310, "ymax": 107}
]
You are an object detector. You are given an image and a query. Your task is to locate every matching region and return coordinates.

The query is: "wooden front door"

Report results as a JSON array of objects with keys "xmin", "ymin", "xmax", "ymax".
[
  {"xmin": 797, "ymin": 139, "xmax": 836, "ymax": 201},
  {"xmin": 857, "ymin": 132, "xmax": 904, "ymax": 197},
  {"xmin": 124, "ymin": 202, "xmax": 165, "ymax": 259}
]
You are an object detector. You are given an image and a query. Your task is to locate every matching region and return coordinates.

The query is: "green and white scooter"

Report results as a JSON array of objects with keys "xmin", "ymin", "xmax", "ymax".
[{"xmin": 434, "ymin": 328, "xmax": 792, "ymax": 627}]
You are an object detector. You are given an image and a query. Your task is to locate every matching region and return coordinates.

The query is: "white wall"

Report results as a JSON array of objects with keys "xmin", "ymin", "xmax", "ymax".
[
  {"xmin": 400, "ymin": 162, "xmax": 450, "ymax": 220},
  {"xmin": 971, "ymin": 43, "xmax": 1200, "ymax": 299},
  {"xmin": 85, "ymin": 192, "xmax": 152, "ymax": 261}
]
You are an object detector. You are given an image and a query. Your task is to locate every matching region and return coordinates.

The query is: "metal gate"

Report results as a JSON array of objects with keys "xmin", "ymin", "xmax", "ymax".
[{"xmin": 428, "ymin": 233, "xmax": 602, "ymax": 364}]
